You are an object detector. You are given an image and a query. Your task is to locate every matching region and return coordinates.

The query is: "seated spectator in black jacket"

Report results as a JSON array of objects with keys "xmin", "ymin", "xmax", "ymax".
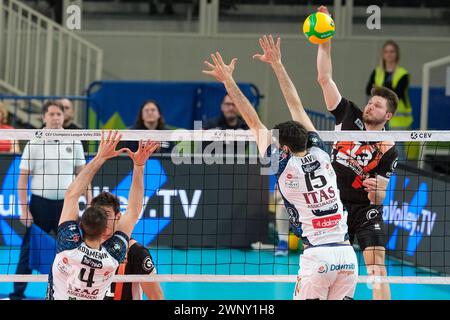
[
  {"xmin": 124, "ymin": 100, "xmax": 173, "ymax": 154},
  {"xmin": 203, "ymin": 95, "xmax": 249, "ymax": 130},
  {"xmin": 203, "ymin": 95, "xmax": 249, "ymax": 155}
]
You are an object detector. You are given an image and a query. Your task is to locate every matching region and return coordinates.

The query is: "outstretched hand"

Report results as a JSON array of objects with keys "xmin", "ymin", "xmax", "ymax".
[
  {"xmin": 96, "ymin": 130, "xmax": 128, "ymax": 161},
  {"xmin": 253, "ymin": 35, "xmax": 281, "ymax": 65},
  {"xmin": 202, "ymin": 52, "xmax": 237, "ymax": 83},
  {"xmin": 126, "ymin": 140, "xmax": 160, "ymax": 166}
]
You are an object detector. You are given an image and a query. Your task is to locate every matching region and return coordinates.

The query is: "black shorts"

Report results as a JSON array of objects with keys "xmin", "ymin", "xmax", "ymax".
[{"xmin": 344, "ymin": 203, "xmax": 386, "ymax": 251}]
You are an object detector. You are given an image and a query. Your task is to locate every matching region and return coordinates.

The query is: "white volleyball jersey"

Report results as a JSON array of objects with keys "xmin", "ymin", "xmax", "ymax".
[
  {"xmin": 46, "ymin": 221, "xmax": 129, "ymax": 300},
  {"xmin": 268, "ymin": 132, "xmax": 349, "ymax": 246}
]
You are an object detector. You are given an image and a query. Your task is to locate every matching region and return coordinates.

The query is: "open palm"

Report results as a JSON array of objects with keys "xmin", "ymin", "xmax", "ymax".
[
  {"xmin": 97, "ymin": 130, "xmax": 128, "ymax": 161},
  {"xmin": 202, "ymin": 52, "xmax": 237, "ymax": 83},
  {"xmin": 126, "ymin": 140, "xmax": 160, "ymax": 166},
  {"xmin": 253, "ymin": 35, "xmax": 281, "ymax": 65}
]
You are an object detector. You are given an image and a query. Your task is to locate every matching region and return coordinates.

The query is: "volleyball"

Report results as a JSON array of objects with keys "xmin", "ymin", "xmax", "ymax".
[
  {"xmin": 288, "ymin": 233, "xmax": 300, "ymax": 251},
  {"xmin": 303, "ymin": 12, "xmax": 335, "ymax": 44}
]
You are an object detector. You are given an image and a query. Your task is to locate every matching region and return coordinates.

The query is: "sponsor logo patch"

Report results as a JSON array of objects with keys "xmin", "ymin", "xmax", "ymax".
[
  {"xmin": 312, "ymin": 214, "xmax": 342, "ymax": 229},
  {"xmin": 301, "ymin": 161, "xmax": 320, "ymax": 174},
  {"xmin": 142, "ymin": 257, "xmax": 154, "ymax": 273},
  {"xmin": 285, "ymin": 180, "xmax": 299, "ymax": 189},
  {"xmin": 81, "ymin": 255, "xmax": 103, "ymax": 269}
]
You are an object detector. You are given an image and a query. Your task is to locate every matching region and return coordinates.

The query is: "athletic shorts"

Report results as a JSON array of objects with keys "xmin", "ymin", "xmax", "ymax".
[
  {"xmin": 293, "ymin": 244, "xmax": 358, "ymax": 300},
  {"xmin": 345, "ymin": 203, "xmax": 386, "ymax": 251}
]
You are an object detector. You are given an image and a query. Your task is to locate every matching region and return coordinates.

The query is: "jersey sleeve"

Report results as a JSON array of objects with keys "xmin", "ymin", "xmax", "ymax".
[
  {"xmin": 377, "ymin": 146, "xmax": 398, "ymax": 179},
  {"xmin": 128, "ymin": 243, "xmax": 156, "ymax": 275},
  {"xmin": 56, "ymin": 221, "xmax": 82, "ymax": 254},
  {"xmin": 330, "ymin": 97, "xmax": 361, "ymax": 126},
  {"xmin": 19, "ymin": 142, "xmax": 32, "ymax": 172},
  {"xmin": 103, "ymin": 231, "xmax": 129, "ymax": 264},
  {"xmin": 306, "ymin": 132, "xmax": 327, "ymax": 153},
  {"xmin": 74, "ymin": 141, "xmax": 86, "ymax": 167}
]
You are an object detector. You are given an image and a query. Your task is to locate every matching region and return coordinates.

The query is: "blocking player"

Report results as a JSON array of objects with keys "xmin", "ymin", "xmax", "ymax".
[
  {"xmin": 46, "ymin": 131, "xmax": 160, "ymax": 300},
  {"xmin": 203, "ymin": 41, "xmax": 358, "ymax": 299},
  {"xmin": 93, "ymin": 191, "xmax": 164, "ymax": 300}
]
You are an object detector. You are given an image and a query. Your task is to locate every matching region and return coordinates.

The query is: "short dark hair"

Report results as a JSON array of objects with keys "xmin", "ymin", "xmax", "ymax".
[
  {"xmin": 370, "ymin": 86, "xmax": 398, "ymax": 114},
  {"xmin": 42, "ymin": 100, "xmax": 64, "ymax": 115},
  {"xmin": 273, "ymin": 121, "xmax": 309, "ymax": 153},
  {"xmin": 90, "ymin": 192, "xmax": 121, "ymax": 215},
  {"xmin": 80, "ymin": 206, "xmax": 108, "ymax": 240}
]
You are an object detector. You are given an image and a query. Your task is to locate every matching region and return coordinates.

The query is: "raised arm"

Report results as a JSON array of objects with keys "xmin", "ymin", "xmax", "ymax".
[
  {"xmin": 75, "ymin": 165, "xmax": 93, "ymax": 207},
  {"xmin": 59, "ymin": 131, "xmax": 127, "ymax": 225},
  {"xmin": 116, "ymin": 140, "xmax": 160, "ymax": 238},
  {"xmin": 316, "ymin": 6, "xmax": 342, "ymax": 111},
  {"xmin": 254, "ymin": 34, "xmax": 315, "ymax": 132},
  {"xmin": 203, "ymin": 52, "xmax": 272, "ymax": 156}
]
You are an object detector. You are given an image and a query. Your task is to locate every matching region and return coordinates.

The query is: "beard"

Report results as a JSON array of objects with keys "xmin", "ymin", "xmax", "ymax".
[
  {"xmin": 363, "ymin": 113, "xmax": 385, "ymax": 126},
  {"xmin": 225, "ymin": 114, "xmax": 237, "ymax": 122}
]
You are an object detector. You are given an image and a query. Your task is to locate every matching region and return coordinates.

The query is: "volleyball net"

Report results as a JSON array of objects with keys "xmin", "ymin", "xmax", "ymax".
[{"xmin": 0, "ymin": 129, "xmax": 449, "ymax": 290}]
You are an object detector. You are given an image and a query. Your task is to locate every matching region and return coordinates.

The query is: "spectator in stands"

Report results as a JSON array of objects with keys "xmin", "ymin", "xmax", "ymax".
[
  {"xmin": 58, "ymin": 98, "xmax": 80, "ymax": 130},
  {"xmin": 123, "ymin": 100, "xmax": 173, "ymax": 153},
  {"xmin": 366, "ymin": 40, "xmax": 413, "ymax": 160},
  {"xmin": 9, "ymin": 100, "xmax": 90, "ymax": 300},
  {"xmin": 0, "ymin": 102, "xmax": 20, "ymax": 153},
  {"xmin": 57, "ymin": 98, "xmax": 88, "ymax": 152},
  {"xmin": 203, "ymin": 94, "xmax": 249, "ymax": 130},
  {"xmin": 202, "ymin": 94, "xmax": 250, "ymax": 155},
  {"xmin": 366, "ymin": 40, "xmax": 412, "ymax": 131}
]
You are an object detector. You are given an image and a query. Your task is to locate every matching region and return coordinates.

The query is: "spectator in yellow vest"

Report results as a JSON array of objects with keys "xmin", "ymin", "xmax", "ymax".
[
  {"xmin": 366, "ymin": 40, "xmax": 413, "ymax": 160},
  {"xmin": 366, "ymin": 40, "xmax": 413, "ymax": 131}
]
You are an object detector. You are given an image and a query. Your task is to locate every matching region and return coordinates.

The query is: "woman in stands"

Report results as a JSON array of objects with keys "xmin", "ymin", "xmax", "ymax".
[{"xmin": 123, "ymin": 100, "xmax": 173, "ymax": 154}]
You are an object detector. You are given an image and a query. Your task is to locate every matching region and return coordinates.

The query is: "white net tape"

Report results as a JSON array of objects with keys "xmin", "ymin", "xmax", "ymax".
[
  {"xmin": 1, "ymin": 129, "xmax": 449, "ymax": 141},
  {"xmin": 0, "ymin": 275, "xmax": 449, "ymax": 284},
  {"xmin": 0, "ymin": 129, "xmax": 449, "ymax": 286}
]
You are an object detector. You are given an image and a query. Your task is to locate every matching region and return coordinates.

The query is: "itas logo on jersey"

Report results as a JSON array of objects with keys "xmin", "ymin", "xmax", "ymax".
[
  {"xmin": 303, "ymin": 186, "xmax": 337, "ymax": 208},
  {"xmin": 81, "ymin": 255, "xmax": 103, "ymax": 269},
  {"xmin": 312, "ymin": 214, "xmax": 342, "ymax": 229}
]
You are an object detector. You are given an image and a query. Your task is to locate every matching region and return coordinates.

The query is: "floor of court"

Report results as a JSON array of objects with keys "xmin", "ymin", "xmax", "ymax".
[{"xmin": 0, "ymin": 246, "xmax": 448, "ymax": 300}]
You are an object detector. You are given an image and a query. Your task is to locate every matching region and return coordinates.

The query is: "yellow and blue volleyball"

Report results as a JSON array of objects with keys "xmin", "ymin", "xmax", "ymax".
[{"xmin": 303, "ymin": 12, "xmax": 335, "ymax": 44}]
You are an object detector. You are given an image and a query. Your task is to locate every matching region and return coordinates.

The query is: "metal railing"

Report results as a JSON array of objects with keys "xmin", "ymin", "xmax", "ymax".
[
  {"xmin": 0, "ymin": 95, "xmax": 92, "ymax": 129},
  {"xmin": 0, "ymin": 0, "xmax": 103, "ymax": 97}
]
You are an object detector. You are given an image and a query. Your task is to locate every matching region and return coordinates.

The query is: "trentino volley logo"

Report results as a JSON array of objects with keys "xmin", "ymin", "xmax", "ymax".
[{"xmin": 382, "ymin": 175, "xmax": 437, "ymax": 256}]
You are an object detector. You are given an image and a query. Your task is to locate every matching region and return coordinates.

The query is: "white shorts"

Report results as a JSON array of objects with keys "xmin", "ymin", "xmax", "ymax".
[{"xmin": 293, "ymin": 244, "xmax": 358, "ymax": 300}]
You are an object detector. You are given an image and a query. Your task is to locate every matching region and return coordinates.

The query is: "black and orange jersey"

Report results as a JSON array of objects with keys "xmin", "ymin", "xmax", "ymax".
[
  {"xmin": 330, "ymin": 97, "xmax": 398, "ymax": 205},
  {"xmin": 104, "ymin": 240, "xmax": 156, "ymax": 300}
]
